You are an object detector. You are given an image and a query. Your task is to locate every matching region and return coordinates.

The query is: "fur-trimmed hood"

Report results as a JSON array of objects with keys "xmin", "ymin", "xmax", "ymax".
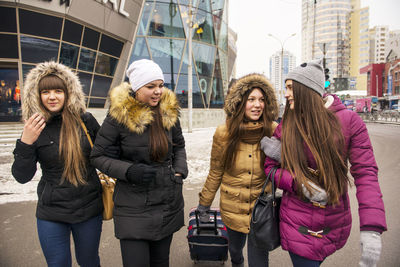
[
  {"xmin": 224, "ymin": 73, "xmax": 278, "ymax": 119},
  {"xmin": 22, "ymin": 61, "xmax": 86, "ymax": 121},
  {"xmin": 108, "ymin": 82, "xmax": 180, "ymax": 134}
]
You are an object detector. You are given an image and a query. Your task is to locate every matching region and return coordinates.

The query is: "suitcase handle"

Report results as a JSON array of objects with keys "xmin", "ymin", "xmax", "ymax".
[{"xmin": 194, "ymin": 209, "xmax": 218, "ymax": 235}]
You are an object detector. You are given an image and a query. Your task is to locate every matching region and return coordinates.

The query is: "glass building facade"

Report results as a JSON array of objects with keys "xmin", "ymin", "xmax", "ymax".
[
  {"xmin": 0, "ymin": 6, "xmax": 124, "ymax": 121},
  {"xmin": 129, "ymin": 0, "xmax": 229, "ymax": 108}
]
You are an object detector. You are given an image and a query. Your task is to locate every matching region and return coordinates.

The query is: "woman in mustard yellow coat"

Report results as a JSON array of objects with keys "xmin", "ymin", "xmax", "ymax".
[{"xmin": 198, "ymin": 73, "xmax": 278, "ymax": 267}]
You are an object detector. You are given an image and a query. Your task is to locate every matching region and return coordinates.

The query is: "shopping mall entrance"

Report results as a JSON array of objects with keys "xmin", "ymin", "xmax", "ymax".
[{"xmin": 0, "ymin": 62, "xmax": 21, "ymax": 122}]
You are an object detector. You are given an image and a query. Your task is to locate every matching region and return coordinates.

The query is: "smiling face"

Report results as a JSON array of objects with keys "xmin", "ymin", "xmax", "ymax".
[
  {"xmin": 244, "ymin": 88, "xmax": 265, "ymax": 121},
  {"xmin": 135, "ymin": 80, "xmax": 164, "ymax": 106},
  {"xmin": 285, "ymin": 80, "xmax": 294, "ymax": 110},
  {"xmin": 40, "ymin": 88, "xmax": 65, "ymax": 113}
]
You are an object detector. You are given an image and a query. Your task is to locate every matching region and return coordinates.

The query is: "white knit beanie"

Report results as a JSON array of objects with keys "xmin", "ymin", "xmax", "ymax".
[
  {"xmin": 126, "ymin": 59, "xmax": 164, "ymax": 92},
  {"xmin": 285, "ymin": 59, "xmax": 325, "ymax": 96}
]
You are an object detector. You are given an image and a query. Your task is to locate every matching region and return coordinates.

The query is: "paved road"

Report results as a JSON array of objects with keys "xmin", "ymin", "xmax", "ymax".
[{"xmin": 1, "ymin": 123, "xmax": 400, "ymax": 266}]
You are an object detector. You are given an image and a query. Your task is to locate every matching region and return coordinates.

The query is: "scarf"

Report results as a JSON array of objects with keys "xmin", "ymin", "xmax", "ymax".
[{"xmin": 240, "ymin": 122, "xmax": 264, "ymax": 144}]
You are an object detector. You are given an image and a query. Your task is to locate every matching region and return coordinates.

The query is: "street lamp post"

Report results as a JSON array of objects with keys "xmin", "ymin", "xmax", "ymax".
[
  {"xmin": 187, "ymin": 0, "xmax": 193, "ymax": 133},
  {"xmin": 268, "ymin": 33, "xmax": 296, "ymax": 105}
]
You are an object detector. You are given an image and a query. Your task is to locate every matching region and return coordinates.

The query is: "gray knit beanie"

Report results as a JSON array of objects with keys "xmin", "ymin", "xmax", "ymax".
[{"xmin": 285, "ymin": 59, "xmax": 325, "ymax": 96}]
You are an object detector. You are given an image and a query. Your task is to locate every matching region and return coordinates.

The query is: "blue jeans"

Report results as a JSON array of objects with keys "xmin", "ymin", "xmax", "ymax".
[
  {"xmin": 37, "ymin": 215, "xmax": 102, "ymax": 267},
  {"xmin": 289, "ymin": 252, "xmax": 323, "ymax": 267},
  {"xmin": 227, "ymin": 227, "xmax": 269, "ymax": 267}
]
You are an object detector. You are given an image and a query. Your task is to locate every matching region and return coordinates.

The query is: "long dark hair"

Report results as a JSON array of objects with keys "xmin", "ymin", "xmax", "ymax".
[
  {"xmin": 38, "ymin": 75, "xmax": 87, "ymax": 186},
  {"xmin": 281, "ymin": 80, "xmax": 349, "ymax": 204},
  {"xmin": 149, "ymin": 105, "xmax": 169, "ymax": 162},
  {"xmin": 222, "ymin": 88, "xmax": 275, "ymax": 172}
]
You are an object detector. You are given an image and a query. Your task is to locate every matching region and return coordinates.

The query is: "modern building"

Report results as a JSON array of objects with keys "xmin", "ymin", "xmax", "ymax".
[
  {"xmin": 369, "ymin": 26, "xmax": 389, "ymax": 64},
  {"xmin": 227, "ymin": 26, "xmax": 237, "ymax": 84},
  {"xmin": 385, "ymin": 31, "xmax": 400, "ymax": 61},
  {"xmin": 301, "ymin": 0, "xmax": 352, "ymax": 79},
  {"xmin": 129, "ymin": 0, "xmax": 231, "ymax": 109},
  {"xmin": 349, "ymin": 2, "xmax": 369, "ymax": 91},
  {"xmin": 301, "ymin": 0, "xmax": 372, "ymax": 92},
  {"xmin": 359, "ymin": 63, "xmax": 385, "ymax": 97},
  {"xmin": 384, "ymin": 35, "xmax": 400, "ymax": 104},
  {"xmin": 0, "ymin": 0, "xmax": 233, "ymax": 124},
  {"xmin": 269, "ymin": 50, "xmax": 296, "ymax": 104}
]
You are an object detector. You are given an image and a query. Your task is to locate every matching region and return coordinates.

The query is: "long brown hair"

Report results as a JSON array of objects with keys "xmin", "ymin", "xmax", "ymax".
[
  {"xmin": 149, "ymin": 105, "xmax": 169, "ymax": 162},
  {"xmin": 39, "ymin": 75, "xmax": 87, "ymax": 187},
  {"xmin": 222, "ymin": 88, "xmax": 275, "ymax": 172},
  {"xmin": 281, "ymin": 81, "xmax": 349, "ymax": 204}
]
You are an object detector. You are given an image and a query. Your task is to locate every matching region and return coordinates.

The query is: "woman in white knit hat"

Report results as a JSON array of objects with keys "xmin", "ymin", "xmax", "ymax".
[
  {"xmin": 261, "ymin": 60, "xmax": 386, "ymax": 266},
  {"xmin": 90, "ymin": 59, "xmax": 188, "ymax": 267}
]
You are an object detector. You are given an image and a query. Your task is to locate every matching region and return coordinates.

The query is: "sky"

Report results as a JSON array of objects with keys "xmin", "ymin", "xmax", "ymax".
[{"xmin": 228, "ymin": 0, "xmax": 400, "ymax": 79}]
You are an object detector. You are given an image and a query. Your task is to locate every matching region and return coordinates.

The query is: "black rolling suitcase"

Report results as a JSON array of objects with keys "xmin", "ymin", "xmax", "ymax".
[{"xmin": 187, "ymin": 207, "xmax": 229, "ymax": 264}]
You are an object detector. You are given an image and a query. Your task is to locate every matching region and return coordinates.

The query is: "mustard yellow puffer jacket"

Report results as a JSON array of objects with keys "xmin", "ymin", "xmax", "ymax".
[{"xmin": 199, "ymin": 122, "xmax": 276, "ymax": 233}]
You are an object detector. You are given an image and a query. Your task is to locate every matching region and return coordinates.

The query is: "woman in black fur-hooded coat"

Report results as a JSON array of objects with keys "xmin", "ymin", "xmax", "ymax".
[
  {"xmin": 90, "ymin": 59, "xmax": 188, "ymax": 267},
  {"xmin": 11, "ymin": 61, "xmax": 103, "ymax": 266}
]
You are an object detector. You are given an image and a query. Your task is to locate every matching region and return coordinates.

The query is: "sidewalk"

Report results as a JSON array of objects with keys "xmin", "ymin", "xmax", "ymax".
[{"xmin": 1, "ymin": 124, "xmax": 400, "ymax": 266}]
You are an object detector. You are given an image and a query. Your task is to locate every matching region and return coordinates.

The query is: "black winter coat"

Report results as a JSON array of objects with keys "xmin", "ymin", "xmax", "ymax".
[
  {"xmin": 90, "ymin": 83, "xmax": 188, "ymax": 241},
  {"xmin": 12, "ymin": 112, "xmax": 103, "ymax": 224}
]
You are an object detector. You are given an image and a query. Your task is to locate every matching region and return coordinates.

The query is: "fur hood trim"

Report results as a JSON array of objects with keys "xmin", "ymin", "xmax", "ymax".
[
  {"xmin": 224, "ymin": 73, "xmax": 278, "ymax": 118},
  {"xmin": 22, "ymin": 61, "xmax": 86, "ymax": 121},
  {"xmin": 109, "ymin": 82, "xmax": 180, "ymax": 134}
]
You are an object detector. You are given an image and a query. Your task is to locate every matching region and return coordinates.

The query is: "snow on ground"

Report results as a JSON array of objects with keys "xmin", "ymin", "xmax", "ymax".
[{"xmin": 0, "ymin": 128, "xmax": 216, "ymax": 204}]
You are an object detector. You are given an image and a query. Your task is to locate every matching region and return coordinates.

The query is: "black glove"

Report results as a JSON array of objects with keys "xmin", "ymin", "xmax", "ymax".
[{"xmin": 126, "ymin": 163, "xmax": 157, "ymax": 185}]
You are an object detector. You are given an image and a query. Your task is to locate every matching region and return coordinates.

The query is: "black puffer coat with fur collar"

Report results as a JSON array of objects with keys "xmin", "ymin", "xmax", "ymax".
[
  {"xmin": 12, "ymin": 61, "xmax": 102, "ymax": 224},
  {"xmin": 90, "ymin": 82, "xmax": 188, "ymax": 240}
]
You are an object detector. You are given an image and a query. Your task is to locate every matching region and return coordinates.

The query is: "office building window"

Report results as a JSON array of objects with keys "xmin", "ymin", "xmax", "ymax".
[
  {"xmin": 63, "ymin": 19, "xmax": 83, "ymax": 45},
  {"xmin": 0, "ymin": 34, "xmax": 18, "ymax": 58},
  {"xmin": 19, "ymin": 9, "xmax": 62, "ymax": 39},
  {"xmin": 0, "ymin": 8, "xmax": 125, "ymax": 109},
  {"xmin": 0, "ymin": 7, "xmax": 17, "ymax": 32}
]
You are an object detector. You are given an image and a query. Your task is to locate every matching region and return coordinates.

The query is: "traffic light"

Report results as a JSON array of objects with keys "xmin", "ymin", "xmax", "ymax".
[{"xmin": 324, "ymin": 68, "xmax": 330, "ymax": 88}]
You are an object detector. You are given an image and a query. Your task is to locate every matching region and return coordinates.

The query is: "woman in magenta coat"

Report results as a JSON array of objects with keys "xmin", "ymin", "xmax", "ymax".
[{"xmin": 261, "ymin": 60, "xmax": 387, "ymax": 267}]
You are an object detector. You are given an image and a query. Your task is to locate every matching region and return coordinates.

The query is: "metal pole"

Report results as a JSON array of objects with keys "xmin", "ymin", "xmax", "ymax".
[
  {"xmin": 268, "ymin": 33, "xmax": 296, "ymax": 105},
  {"xmin": 187, "ymin": 0, "xmax": 193, "ymax": 133},
  {"xmin": 312, "ymin": 0, "xmax": 316, "ymax": 59},
  {"xmin": 280, "ymin": 46, "xmax": 284, "ymax": 104}
]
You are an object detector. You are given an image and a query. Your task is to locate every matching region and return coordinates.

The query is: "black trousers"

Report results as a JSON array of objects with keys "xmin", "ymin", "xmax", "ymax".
[{"xmin": 120, "ymin": 234, "xmax": 173, "ymax": 267}]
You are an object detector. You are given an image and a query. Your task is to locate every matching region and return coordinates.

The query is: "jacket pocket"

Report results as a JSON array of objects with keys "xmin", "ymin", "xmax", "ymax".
[
  {"xmin": 113, "ymin": 181, "xmax": 146, "ymax": 213},
  {"xmin": 220, "ymin": 184, "xmax": 240, "ymax": 213},
  {"xmin": 165, "ymin": 168, "xmax": 184, "ymax": 209}
]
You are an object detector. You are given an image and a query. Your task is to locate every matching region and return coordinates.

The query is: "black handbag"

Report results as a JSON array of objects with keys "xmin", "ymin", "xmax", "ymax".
[{"xmin": 249, "ymin": 166, "xmax": 281, "ymax": 251}]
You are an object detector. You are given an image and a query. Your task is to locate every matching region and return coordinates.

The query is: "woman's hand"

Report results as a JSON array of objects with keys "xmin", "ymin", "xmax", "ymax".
[
  {"xmin": 21, "ymin": 113, "xmax": 46, "ymax": 145},
  {"xmin": 260, "ymin": 136, "xmax": 281, "ymax": 162},
  {"xmin": 301, "ymin": 181, "xmax": 328, "ymax": 206}
]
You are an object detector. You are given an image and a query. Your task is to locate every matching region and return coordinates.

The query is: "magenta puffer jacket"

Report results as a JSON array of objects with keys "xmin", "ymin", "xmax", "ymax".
[{"xmin": 264, "ymin": 94, "xmax": 387, "ymax": 261}]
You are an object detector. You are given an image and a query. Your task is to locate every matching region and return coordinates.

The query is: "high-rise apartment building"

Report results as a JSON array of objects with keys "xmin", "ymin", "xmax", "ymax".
[
  {"xmin": 349, "ymin": 2, "xmax": 369, "ymax": 90},
  {"xmin": 369, "ymin": 26, "xmax": 389, "ymax": 64},
  {"xmin": 269, "ymin": 50, "xmax": 296, "ymax": 103},
  {"xmin": 301, "ymin": 0, "xmax": 352, "ymax": 78},
  {"xmin": 301, "ymin": 0, "xmax": 369, "ymax": 91}
]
